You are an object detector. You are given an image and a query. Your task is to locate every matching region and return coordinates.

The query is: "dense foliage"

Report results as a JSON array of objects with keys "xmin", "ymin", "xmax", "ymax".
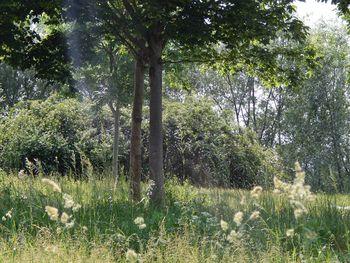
[
  {"xmin": 0, "ymin": 95, "xmax": 111, "ymax": 175},
  {"xmin": 161, "ymin": 98, "xmax": 283, "ymax": 188}
]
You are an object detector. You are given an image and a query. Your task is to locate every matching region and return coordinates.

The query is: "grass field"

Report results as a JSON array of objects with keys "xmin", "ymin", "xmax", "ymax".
[{"xmin": 1, "ymin": 169, "xmax": 350, "ymax": 262}]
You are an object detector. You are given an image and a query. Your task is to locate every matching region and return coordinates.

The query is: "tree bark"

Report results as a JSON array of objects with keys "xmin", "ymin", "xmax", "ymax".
[
  {"xmin": 148, "ymin": 39, "xmax": 165, "ymax": 206},
  {"xmin": 129, "ymin": 56, "xmax": 145, "ymax": 202},
  {"xmin": 111, "ymin": 103, "xmax": 120, "ymax": 187}
]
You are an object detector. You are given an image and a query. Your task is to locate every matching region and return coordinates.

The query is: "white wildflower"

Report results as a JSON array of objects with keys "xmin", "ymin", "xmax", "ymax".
[
  {"xmin": 5, "ymin": 209, "xmax": 12, "ymax": 219},
  {"xmin": 2, "ymin": 216, "xmax": 6, "ymax": 221}
]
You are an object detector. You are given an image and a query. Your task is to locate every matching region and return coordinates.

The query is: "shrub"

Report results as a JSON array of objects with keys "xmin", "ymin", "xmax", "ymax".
[
  {"xmin": 0, "ymin": 94, "xmax": 112, "ymax": 175},
  {"xmin": 159, "ymin": 98, "xmax": 283, "ymax": 188}
]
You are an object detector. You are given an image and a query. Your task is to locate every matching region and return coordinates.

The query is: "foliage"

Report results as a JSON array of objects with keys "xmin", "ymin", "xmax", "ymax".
[
  {"xmin": 0, "ymin": 1, "xmax": 72, "ymax": 84},
  {"xmin": 159, "ymin": 98, "xmax": 283, "ymax": 188},
  {"xmin": 0, "ymin": 94, "xmax": 112, "ymax": 175},
  {"xmin": 280, "ymin": 22, "xmax": 350, "ymax": 192},
  {"xmin": 0, "ymin": 62, "xmax": 61, "ymax": 112}
]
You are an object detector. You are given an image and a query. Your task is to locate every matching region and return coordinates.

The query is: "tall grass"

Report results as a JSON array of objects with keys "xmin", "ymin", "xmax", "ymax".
[{"xmin": 0, "ymin": 168, "xmax": 350, "ymax": 262}]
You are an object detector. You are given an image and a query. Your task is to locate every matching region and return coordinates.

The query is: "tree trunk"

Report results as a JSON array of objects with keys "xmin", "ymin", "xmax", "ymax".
[
  {"xmin": 112, "ymin": 103, "xmax": 120, "ymax": 187},
  {"xmin": 129, "ymin": 57, "xmax": 145, "ymax": 202},
  {"xmin": 148, "ymin": 40, "xmax": 165, "ymax": 206}
]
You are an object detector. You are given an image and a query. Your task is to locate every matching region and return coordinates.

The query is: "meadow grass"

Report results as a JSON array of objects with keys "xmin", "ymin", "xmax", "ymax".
[{"xmin": 0, "ymin": 170, "xmax": 350, "ymax": 262}]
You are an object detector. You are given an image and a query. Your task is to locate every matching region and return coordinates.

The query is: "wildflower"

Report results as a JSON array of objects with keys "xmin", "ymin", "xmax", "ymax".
[
  {"xmin": 220, "ymin": 219, "xmax": 228, "ymax": 231},
  {"xmin": 2, "ymin": 216, "xmax": 6, "ymax": 221},
  {"xmin": 63, "ymin": 194, "xmax": 74, "ymax": 208},
  {"xmin": 227, "ymin": 230, "xmax": 238, "ymax": 243},
  {"xmin": 251, "ymin": 186, "xmax": 263, "ymax": 199},
  {"xmin": 249, "ymin": 211, "xmax": 260, "ymax": 220},
  {"xmin": 234, "ymin": 211, "xmax": 244, "ymax": 226},
  {"xmin": 126, "ymin": 249, "xmax": 138, "ymax": 263},
  {"xmin": 60, "ymin": 212, "xmax": 70, "ymax": 224},
  {"xmin": 42, "ymin": 178, "xmax": 61, "ymax": 193},
  {"xmin": 134, "ymin": 217, "xmax": 144, "ymax": 225},
  {"xmin": 138, "ymin": 224, "xmax": 146, "ymax": 230},
  {"xmin": 286, "ymin": 229, "xmax": 295, "ymax": 237},
  {"xmin": 5, "ymin": 209, "xmax": 12, "ymax": 219},
  {"xmin": 45, "ymin": 206, "xmax": 59, "ymax": 221}
]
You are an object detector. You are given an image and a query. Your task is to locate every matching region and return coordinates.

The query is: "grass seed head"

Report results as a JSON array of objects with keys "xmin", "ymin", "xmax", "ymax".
[
  {"xmin": 45, "ymin": 206, "xmax": 59, "ymax": 221},
  {"xmin": 220, "ymin": 219, "xmax": 228, "ymax": 231},
  {"xmin": 134, "ymin": 217, "xmax": 144, "ymax": 225},
  {"xmin": 251, "ymin": 186, "xmax": 263, "ymax": 199},
  {"xmin": 249, "ymin": 211, "xmax": 260, "ymax": 220},
  {"xmin": 63, "ymin": 194, "xmax": 74, "ymax": 208},
  {"xmin": 60, "ymin": 212, "xmax": 70, "ymax": 224},
  {"xmin": 42, "ymin": 178, "xmax": 61, "ymax": 193},
  {"xmin": 126, "ymin": 249, "xmax": 138, "ymax": 262},
  {"xmin": 286, "ymin": 229, "xmax": 295, "ymax": 237},
  {"xmin": 234, "ymin": 211, "xmax": 244, "ymax": 226}
]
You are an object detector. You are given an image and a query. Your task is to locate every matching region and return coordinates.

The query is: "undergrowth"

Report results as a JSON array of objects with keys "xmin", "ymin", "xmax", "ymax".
[{"xmin": 0, "ymin": 165, "xmax": 350, "ymax": 262}]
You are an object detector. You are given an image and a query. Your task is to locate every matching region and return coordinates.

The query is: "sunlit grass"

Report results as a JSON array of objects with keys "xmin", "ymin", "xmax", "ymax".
[{"xmin": 0, "ymin": 170, "xmax": 350, "ymax": 262}]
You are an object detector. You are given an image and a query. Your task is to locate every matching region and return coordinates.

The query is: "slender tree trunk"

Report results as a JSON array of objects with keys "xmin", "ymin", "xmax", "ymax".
[
  {"xmin": 129, "ymin": 57, "xmax": 145, "ymax": 201},
  {"xmin": 112, "ymin": 103, "xmax": 120, "ymax": 187},
  {"xmin": 148, "ymin": 40, "xmax": 164, "ymax": 206}
]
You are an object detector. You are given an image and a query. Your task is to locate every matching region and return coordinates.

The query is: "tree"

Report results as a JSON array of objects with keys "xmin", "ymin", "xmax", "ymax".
[
  {"xmin": 280, "ymin": 22, "xmax": 350, "ymax": 192},
  {"xmin": 6, "ymin": 0, "xmax": 350, "ymax": 205},
  {"xmin": 63, "ymin": 0, "xmax": 309, "ymax": 205},
  {"xmin": 75, "ymin": 40, "xmax": 133, "ymax": 186},
  {"xmin": 0, "ymin": 1, "xmax": 73, "ymax": 86},
  {"xmin": 0, "ymin": 63, "xmax": 60, "ymax": 112}
]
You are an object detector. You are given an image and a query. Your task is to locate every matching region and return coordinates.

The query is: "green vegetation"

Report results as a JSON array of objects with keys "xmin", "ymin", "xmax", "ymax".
[
  {"xmin": 0, "ymin": 167, "xmax": 350, "ymax": 262},
  {"xmin": 2, "ymin": 1, "xmax": 350, "ymax": 262}
]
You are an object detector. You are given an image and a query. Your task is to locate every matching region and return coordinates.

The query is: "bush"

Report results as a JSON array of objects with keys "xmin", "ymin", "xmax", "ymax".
[
  {"xmin": 0, "ymin": 94, "xmax": 113, "ymax": 175},
  {"xmin": 147, "ymin": 97, "xmax": 283, "ymax": 188}
]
